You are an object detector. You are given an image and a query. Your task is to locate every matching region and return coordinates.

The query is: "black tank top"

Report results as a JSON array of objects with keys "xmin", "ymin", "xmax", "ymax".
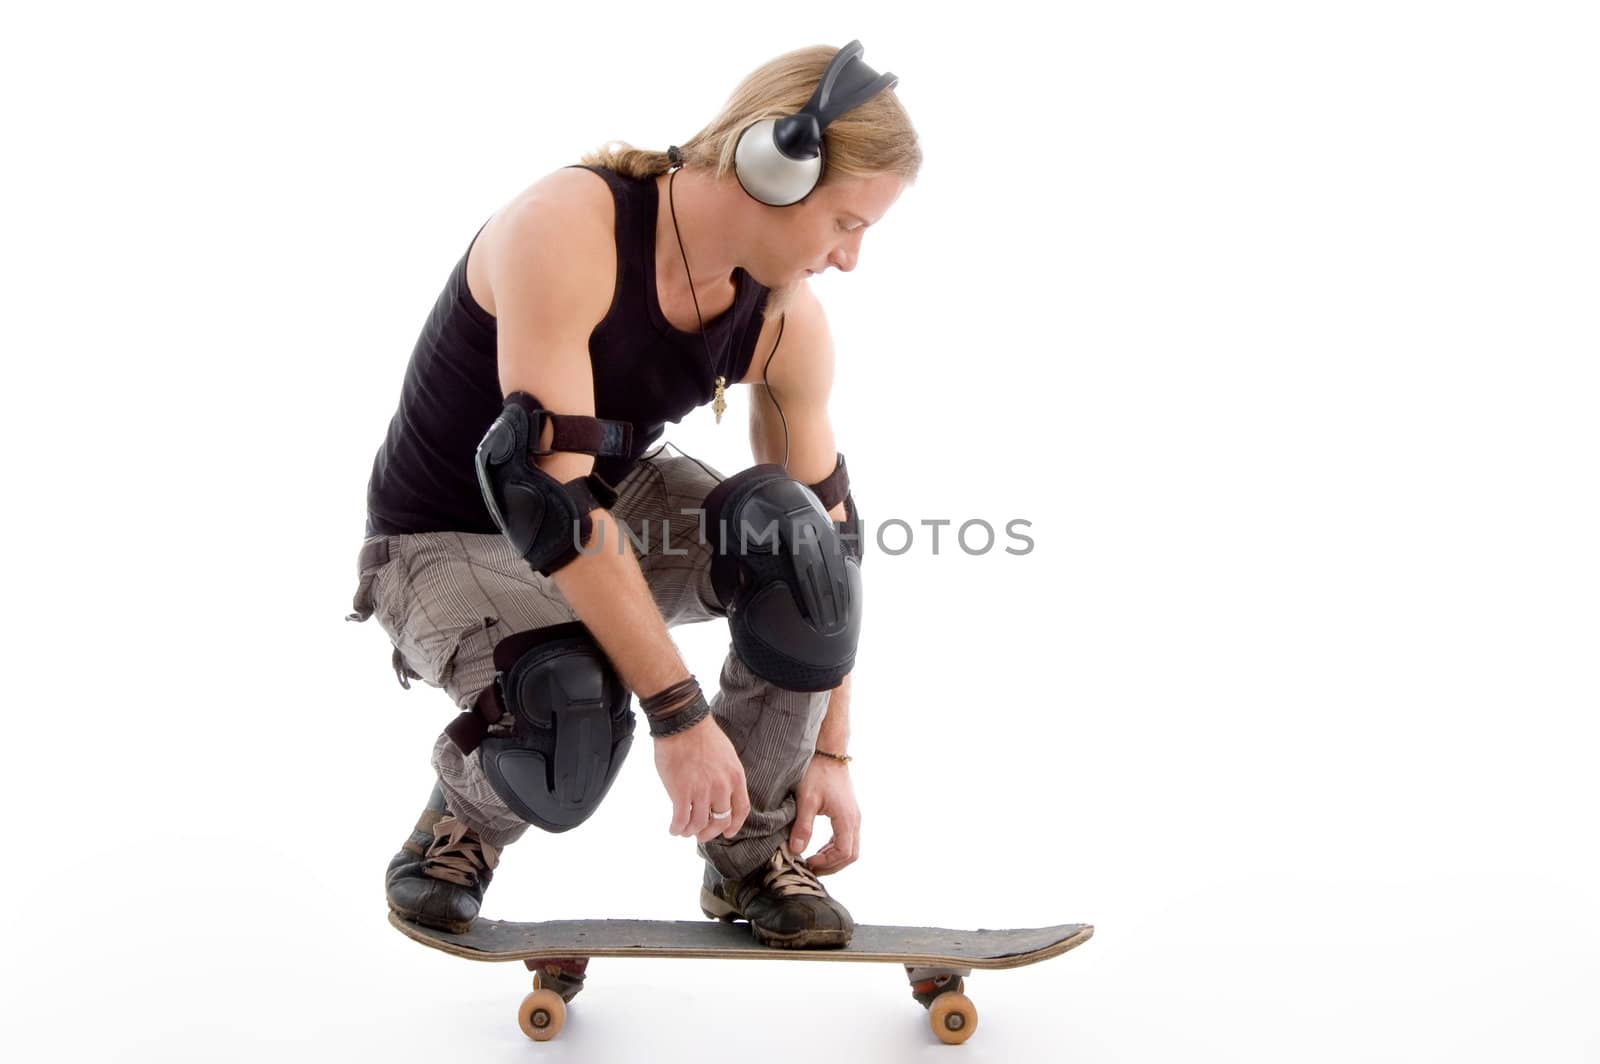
[{"xmin": 364, "ymin": 165, "xmax": 771, "ymax": 535}]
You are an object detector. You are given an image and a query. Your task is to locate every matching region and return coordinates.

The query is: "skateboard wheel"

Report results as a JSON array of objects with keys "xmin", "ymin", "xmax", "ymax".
[
  {"xmin": 518, "ymin": 989, "xmax": 566, "ymax": 1042},
  {"xmin": 928, "ymin": 992, "xmax": 978, "ymax": 1045}
]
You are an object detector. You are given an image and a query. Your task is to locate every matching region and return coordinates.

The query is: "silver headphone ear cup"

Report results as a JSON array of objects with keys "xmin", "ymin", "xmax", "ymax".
[{"xmin": 734, "ymin": 118, "xmax": 822, "ymax": 207}]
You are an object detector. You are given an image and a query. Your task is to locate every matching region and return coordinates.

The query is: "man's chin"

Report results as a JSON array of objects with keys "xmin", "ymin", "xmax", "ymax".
[{"xmin": 750, "ymin": 267, "xmax": 804, "ymax": 288}]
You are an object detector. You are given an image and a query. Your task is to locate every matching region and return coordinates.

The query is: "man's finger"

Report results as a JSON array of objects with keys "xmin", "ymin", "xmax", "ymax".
[
  {"xmin": 836, "ymin": 818, "xmax": 859, "ymax": 866},
  {"xmin": 726, "ymin": 784, "xmax": 752, "ymax": 838},
  {"xmin": 809, "ymin": 821, "xmax": 860, "ymax": 875},
  {"xmin": 696, "ymin": 794, "xmax": 734, "ymax": 843},
  {"xmin": 807, "ymin": 840, "xmax": 839, "ymax": 875},
  {"xmin": 684, "ymin": 793, "xmax": 712, "ymax": 839},
  {"xmin": 790, "ymin": 792, "xmax": 821, "ymax": 854}
]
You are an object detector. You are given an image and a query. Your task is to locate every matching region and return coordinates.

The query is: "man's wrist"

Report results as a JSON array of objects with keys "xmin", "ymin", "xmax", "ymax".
[{"xmin": 639, "ymin": 677, "xmax": 711, "ymax": 738}]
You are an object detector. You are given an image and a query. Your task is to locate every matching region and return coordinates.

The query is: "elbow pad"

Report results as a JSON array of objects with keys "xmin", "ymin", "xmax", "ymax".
[{"xmin": 475, "ymin": 392, "xmax": 634, "ymax": 577}]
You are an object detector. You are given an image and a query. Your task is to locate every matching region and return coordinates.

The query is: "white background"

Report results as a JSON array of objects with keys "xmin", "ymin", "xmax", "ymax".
[{"xmin": 3, "ymin": 1, "xmax": 1596, "ymax": 1060}]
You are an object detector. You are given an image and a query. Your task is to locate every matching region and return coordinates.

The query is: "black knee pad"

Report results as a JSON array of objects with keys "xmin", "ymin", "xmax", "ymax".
[
  {"xmin": 479, "ymin": 622, "xmax": 636, "ymax": 833},
  {"xmin": 701, "ymin": 464, "xmax": 862, "ymax": 692}
]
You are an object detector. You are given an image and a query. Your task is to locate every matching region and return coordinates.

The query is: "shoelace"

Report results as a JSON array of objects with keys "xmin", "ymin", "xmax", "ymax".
[
  {"xmin": 761, "ymin": 847, "xmax": 827, "ymax": 899},
  {"xmin": 422, "ymin": 816, "xmax": 500, "ymax": 888}
]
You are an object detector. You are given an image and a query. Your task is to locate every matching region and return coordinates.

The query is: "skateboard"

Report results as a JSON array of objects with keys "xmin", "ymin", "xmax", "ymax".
[{"xmin": 388, "ymin": 911, "xmax": 1093, "ymax": 1045}]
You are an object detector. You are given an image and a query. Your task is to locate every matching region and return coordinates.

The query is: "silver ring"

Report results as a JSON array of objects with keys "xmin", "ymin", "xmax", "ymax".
[{"xmin": 709, "ymin": 808, "xmax": 731, "ymax": 820}]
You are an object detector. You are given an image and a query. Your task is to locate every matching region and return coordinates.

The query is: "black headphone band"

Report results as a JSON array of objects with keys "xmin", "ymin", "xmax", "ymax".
[
  {"xmin": 775, "ymin": 40, "xmax": 898, "ymax": 161},
  {"xmin": 805, "ymin": 40, "xmax": 899, "ymax": 130}
]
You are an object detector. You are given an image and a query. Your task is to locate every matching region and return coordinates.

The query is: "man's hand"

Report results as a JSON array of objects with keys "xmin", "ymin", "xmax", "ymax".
[
  {"xmin": 653, "ymin": 715, "xmax": 752, "ymax": 844},
  {"xmin": 789, "ymin": 755, "xmax": 860, "ymax": 875}
]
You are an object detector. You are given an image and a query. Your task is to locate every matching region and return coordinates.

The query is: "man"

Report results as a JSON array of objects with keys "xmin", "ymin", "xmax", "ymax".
[{"xmin": 349, "ymin": 42, "xmax": 920, "ymax": 1002}]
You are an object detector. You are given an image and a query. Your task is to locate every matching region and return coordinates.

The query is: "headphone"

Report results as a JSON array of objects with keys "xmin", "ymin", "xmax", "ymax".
[
  {"xmin": 732, "ymin": 40, "xmax": 898, "ymax": 207},
  {"xmin": 666, "ymin": 41, "xmax": 899, "ymax": 473}
]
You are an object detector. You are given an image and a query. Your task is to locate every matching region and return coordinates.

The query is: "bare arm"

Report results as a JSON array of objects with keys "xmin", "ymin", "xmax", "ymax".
[
  {"xmin": 753, "ymin": 284, "xmax": 862, "ymax": 874},
  {"xmin": 749, "ymin": 283, "xmax": 852, "ymax": 752},
  {"xmin": 749, "ymin": 286, "xmax": 849, "ymax": 524},
  {"xmin": 482, "ymin": 173, "xmax": 749, "ymax": 842},
  {"xmin": 484, "ymin": 180, "xmax": 692, "ymax": 708}
]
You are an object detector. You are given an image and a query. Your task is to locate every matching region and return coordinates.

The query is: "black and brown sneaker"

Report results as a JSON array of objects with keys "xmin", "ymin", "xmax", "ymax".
[
  {"xmin": 385, "ymin": 783, "xmax": 501, "ymax": 934},
  {"xmin": 699, "ymin": 846, "xmax": 854, "ymax": 949}
]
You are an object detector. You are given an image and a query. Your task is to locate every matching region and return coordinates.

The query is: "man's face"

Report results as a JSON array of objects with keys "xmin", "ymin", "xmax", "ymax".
[{"xmin": 756, "ymin": 171, "xmax": 907, "ymax": 286}]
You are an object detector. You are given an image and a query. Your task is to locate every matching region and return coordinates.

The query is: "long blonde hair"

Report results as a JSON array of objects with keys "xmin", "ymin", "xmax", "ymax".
[{"xmin": 579, "ymin": 43, "xmax": 922, "ymax": 318}]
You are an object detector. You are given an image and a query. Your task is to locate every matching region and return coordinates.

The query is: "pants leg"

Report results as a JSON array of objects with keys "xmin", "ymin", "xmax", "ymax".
[
  {"xmin": 353, "ymin": 445, "xmax": 831, "ymax": 873},
  {"xmin": 695, "ymin": 651, "xmax": 830, "ymax": 879},
  {"xmin": 424, "ymin": 453, "xmax": 719, "ymax": 846},
  {"xmin": 638, "ymin": 448, "xmax": 834, "ymax": 881},
  {"xmin": 369, "ymin": 525, "xmax": 582, "ymax": 849}
]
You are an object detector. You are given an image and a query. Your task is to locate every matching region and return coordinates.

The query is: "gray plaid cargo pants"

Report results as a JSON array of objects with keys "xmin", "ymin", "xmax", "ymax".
[{"xmin": 348, "ymin": 445, "xmax": 833, "ymax": 880}]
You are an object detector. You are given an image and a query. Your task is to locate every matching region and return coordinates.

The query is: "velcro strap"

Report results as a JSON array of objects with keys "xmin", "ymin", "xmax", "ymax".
[
  {"xmin": 561, "ymin": 476, "xmax": 604, "ymax": 521},
  {"xmin": 540, "ymin": 412, "xmax": 633, "ymax": 457},
  {"xmin": 491, "ymin": 620, "xmax": 594, "ymax": 672},
  {"xmin": 582, "ymin": 472, "xmax": 619, "ymax": 511},
  {"xmin": 507, "ymin": 392, "xmax": 633, "ymax": 457},
  {"xmin": 444, "ymin": 710, "xmax": 489, "ymax": 756},
  {"xmin": 444, "ymin": 683, "xmax": 508, "ymax": 756},
  {"xmin": 805, "ymin": 452, "xmax": 851, "ymax": 512}
]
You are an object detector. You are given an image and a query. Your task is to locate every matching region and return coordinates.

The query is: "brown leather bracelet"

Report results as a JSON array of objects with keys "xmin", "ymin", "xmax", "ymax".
[
  {"xmin": 639, "ymin": 676, "xmax": 702, "ymax": 717},
  {"xmin": 814, "ymin": 749, "xmax": 852, "ymax": 765},
  {"xmin": 646, "ymin": 692, "xmax": 710, "ymax": 738}
]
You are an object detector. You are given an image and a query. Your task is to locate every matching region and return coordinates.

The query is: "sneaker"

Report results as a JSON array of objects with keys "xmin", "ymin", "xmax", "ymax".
[
  {"xmin": 699, "ymin": 846, "xmax": 854, "ymax": 949},
  {"xmin": 386, "ymin": 784, "xmax": 500, "ymax": 934}
]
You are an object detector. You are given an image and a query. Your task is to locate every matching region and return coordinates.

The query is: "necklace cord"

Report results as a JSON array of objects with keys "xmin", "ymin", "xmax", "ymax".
[{"xmin": 668, "ymin": 158, "xmax": 790, "ymax": 468}]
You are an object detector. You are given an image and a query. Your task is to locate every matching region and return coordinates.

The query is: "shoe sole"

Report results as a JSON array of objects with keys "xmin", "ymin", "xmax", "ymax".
[
  {"xmin": 699, "ymin": 886, "xmax": 741, "ymax": 922},
  {"xmin": 388, "ymin": 902, "xmax": 472, "ymax": 936},
  {"xmin": 699, "ymin": 888, "xmax": 852, "ymax": 950}
]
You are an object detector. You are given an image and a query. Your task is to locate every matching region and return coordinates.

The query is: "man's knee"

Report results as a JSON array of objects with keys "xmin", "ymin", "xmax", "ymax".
[
  {"xmin": 701, "ymin": 464, "xmax": 862, "ymax": 692},
  {"xmin": 444, "ymin": 622, "xmax": 636, "ymax": 834}
]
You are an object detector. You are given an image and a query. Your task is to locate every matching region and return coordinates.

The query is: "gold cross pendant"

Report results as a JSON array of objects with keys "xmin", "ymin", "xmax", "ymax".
[{"xmin": 713, "ymin": 375, "xmax": 727, "ymax": 424}]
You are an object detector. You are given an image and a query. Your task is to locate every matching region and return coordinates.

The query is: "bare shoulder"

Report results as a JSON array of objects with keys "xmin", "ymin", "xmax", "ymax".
[
  {"xmin": 466, "ymin": 167, "xmax": 618, "ymax": 325},
  {"xmin": 742, "ymin": 280, "xmax": 835, "ymax": 402}
]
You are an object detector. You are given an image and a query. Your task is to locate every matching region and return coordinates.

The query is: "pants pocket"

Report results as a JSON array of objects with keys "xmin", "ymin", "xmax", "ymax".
[
  {"xmin": 436, "ymin": 617, "xmax": 500, "ymax": 710},
  {"xmin": 347, "ymin": 536, "xmax": 396, "ymax": 623},
  {"xmin": 348, "ymin": 536, "xmax": 420, "ymax": 688},
  {"xmin": 387, "ymin": 612, "xmax": 498, "ymax": 709}
]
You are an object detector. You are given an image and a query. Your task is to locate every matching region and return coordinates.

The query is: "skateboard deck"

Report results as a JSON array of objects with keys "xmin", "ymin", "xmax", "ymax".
[{"xmin": 389, "ymin": 911, "xmax": 1093, "ymax": 1045}]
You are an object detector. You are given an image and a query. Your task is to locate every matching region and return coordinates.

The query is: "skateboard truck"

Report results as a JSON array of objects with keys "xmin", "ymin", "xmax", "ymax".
[{"xmin": 906, "ymin": 965, "xmax": 977, "ymax": 1044}]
